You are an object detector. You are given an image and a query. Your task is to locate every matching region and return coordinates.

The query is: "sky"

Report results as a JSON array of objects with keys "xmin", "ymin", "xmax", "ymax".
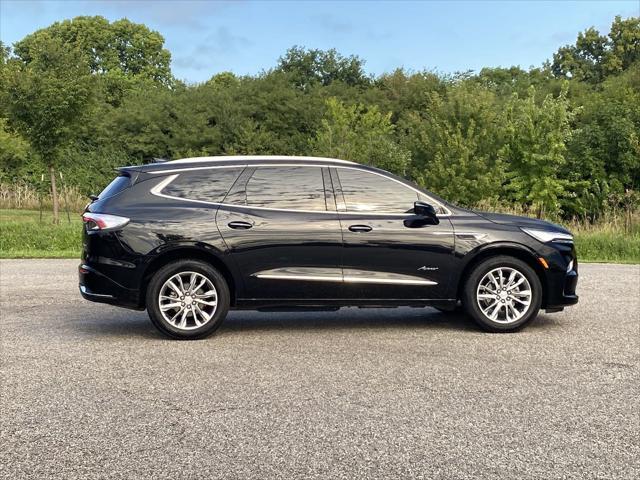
[{"xmin": 1, "ymin": 0, "xmax": 638, "ymax": 83}]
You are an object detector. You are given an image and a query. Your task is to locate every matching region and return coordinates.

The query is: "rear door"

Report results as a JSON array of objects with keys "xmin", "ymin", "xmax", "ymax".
[
  {"xmin": 332, "ymin": 167, "xmax": 455, "ymax": 300},
  {"xmin": 216, "ymin": 165, "xmax": 344, "ymax": 300}
]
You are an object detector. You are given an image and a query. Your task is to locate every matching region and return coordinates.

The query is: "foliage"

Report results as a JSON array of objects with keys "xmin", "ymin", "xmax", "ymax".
[
  {"xmin": 0, "ymin": 14, "xmax": 638, "ymax": 222},
  {"xmin": 399, "ymin": 81, "xmax": 505, "ymax": 205},
  {"xmin": 311, "ymin": 97, "xmax": 410, "ymax": 174},
  {"xmin": 277, "ymin": 46, "xmax": 370, "ymax": 88},
  {"xmin": 500, "ymin": 84, "xmax": 576, "ymax": 217},
  {"xmin": 13, "ymin": 16, "xmax": 173, "ymax": 86},
  {"xmin": 552, "ymin": 16, "xmax": 640, "ymax": 83}
]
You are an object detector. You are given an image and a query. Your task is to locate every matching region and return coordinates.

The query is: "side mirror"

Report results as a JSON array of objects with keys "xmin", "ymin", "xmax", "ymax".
[{"xmin": 413, "ymin": 201, "xmax": 439, "ymax": 225}]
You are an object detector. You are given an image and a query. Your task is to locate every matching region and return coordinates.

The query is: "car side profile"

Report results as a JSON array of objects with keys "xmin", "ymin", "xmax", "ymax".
[{"xmin": 79, "ymin": 156, "xmax": 578, "ymax": 339}]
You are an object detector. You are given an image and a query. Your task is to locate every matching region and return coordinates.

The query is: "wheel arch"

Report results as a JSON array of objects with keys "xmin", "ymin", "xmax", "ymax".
[
  {"xmin": 456, "ymin": 242, "xmax": 548, "ymax": 307},
  {"xmin": 140, "ymin": 245, "xmax": 239, "ymax": 308}
]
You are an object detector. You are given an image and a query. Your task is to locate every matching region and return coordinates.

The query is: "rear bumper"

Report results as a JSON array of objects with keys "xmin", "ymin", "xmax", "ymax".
[{"xmin": 78, "ymin": 263, "xmax": 143, "ymax": 310}]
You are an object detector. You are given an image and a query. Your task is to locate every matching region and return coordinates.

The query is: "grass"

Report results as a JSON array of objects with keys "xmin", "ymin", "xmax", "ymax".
[
  {"xmin": 0, "ymin": 209, "xmax": 82, "ymax": 259},
  {"xmin": 1, "ymin": 208, "xmax": 638, "ymax": 263}
]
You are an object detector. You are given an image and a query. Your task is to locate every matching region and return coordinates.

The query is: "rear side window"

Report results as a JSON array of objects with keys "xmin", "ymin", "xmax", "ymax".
[
  {"xmin": 163, "ymin": 168, "xmax": 244, "ymax": 203},
  {"xmin": 99, "ymin": 174, "xmax": 131, "ymax": 199},
  {"xmin": 242, "ymin": 166, "xmax": 326, "ymax": 211}
]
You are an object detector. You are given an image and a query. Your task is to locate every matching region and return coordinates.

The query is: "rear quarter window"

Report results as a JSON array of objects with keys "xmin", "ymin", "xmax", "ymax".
[
  {"xmin": 99, "ymin": 175, "xmax": 131, "ymax": 199},
  {"xmin": 163, "ymin": 167, "xmax": 244, "ymax": 203}
]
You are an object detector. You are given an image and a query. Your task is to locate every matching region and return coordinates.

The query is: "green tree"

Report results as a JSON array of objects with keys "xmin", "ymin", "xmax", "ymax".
[
  {"xmin": 399, "ymin": 82, "xmax": 505, "ymax": 205},
  {"xmin": 2, "ymin": 36, "xmax": 93, "ymax": 223},
  {"xmin": 277, "ymin": 46, "xmax": 370, "ymax": 89},
  {"xmin": 564, "ymin": 64, "xmax": 640, "ymax": 215},
  {"xmin": 552, "ymin": 16, "xmax": 640, "ymax": 83},
  {"xmin": 0, "ymin": 118, "xmax": 30, "ymax": 182},
  {"xmin": 500, "ymin": 85, "xmax": 575, "ymax": 217},
  {"xmin": 13, "ymin": 16, "xmax": 173, "ymax": 85},
  {"xmin": 311, "ymin": 97, "xmax": 410, "ymax": 174}
]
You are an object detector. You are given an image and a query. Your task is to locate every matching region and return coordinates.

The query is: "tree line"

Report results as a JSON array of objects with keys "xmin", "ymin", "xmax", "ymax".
[{"xmin": 0, "ymin": 15, "xmax": 638, "ymax": 223}]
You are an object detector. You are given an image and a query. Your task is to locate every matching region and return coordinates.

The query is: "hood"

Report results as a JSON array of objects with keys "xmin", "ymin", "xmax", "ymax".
[{"xmin": 474, "ymin": 211, "xmax": 571, "ymax": 234}]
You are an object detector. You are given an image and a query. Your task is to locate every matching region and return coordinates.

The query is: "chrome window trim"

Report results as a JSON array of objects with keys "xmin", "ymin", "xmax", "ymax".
[{"xmin": 149, "ymin": 164, "xmax": 452, "ymax": 217}]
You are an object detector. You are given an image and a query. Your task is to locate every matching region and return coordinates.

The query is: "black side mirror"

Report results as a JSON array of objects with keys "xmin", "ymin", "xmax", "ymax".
[{"xmin": 412, "ymin": 201, "xmax": 439, "ymax": 225}]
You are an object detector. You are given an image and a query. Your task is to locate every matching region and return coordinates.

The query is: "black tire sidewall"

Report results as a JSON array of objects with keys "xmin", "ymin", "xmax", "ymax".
[
  {"xmin": 463, "ymin": 256, "xmax": 542, "ymax": 332},
  {"xmin": 146, "ymin": 260, "xmax": 230, "ymax": 340}
]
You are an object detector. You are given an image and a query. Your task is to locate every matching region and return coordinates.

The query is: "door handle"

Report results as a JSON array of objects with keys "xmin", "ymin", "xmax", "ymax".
[
  {"xmin": 348, "ymin": 224, "xmax": 372, "ymax": 233},
  {"xmin": 228, "ymin": 221, "xmax": 253, "ymax": 230}
]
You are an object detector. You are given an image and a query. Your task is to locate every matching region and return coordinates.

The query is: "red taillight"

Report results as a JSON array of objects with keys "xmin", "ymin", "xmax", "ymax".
[{"xmin": 82, "ymin": 213, "xmax": 130, "ymax": 231}]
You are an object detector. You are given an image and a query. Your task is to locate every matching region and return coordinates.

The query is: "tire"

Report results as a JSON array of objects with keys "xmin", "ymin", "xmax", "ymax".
[
  {"xmin": 146, "ymin": 259, "xmax": 230, "ymax": 340},
  {"xmin": 462, "ymin": 256, "xmax": 542, "ymax": 332}
]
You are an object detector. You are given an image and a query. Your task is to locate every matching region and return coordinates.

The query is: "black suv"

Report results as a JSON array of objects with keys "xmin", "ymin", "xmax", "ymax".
[{"xmin": 80, "ymin": 156, "xmax": 578, "ymax": 339}]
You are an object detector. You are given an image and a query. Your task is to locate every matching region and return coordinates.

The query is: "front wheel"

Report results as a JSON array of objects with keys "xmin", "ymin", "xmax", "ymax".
[
  {"xmin": 146, "ymin": 260, "xmax": 230, "ymax": 340},
  {"xmin": 462, "ymin": 256, "xmax": 542, "ymax": 332}
]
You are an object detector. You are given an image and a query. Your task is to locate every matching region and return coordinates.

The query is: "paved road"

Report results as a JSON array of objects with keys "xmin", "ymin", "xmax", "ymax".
[{"xmin": 0, "ymin": 260, "xmax": 638, "ymax": 479}]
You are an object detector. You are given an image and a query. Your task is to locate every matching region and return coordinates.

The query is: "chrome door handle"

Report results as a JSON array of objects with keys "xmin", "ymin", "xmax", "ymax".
[
  {"xmin": 348, "ymin": 224, "xmax": 372, "ymax": 233},
  {"xmin": 228, "ymin": 221, "xmax": 253, "ymax": 230}
]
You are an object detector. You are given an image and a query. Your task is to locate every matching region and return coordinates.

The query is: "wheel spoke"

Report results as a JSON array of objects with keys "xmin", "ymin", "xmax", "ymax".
[
  {"xmin": 160, "ymin": 302, "xmax": 182, "ymax": 311},
  {"xmin": 479, "ymin": 285, "xmax": 497, "ymax": 295},
  {"xmin": 169, "ymin": 308, "xmax": 183, "ymax": 325},
  {"xmin": 192, "ymin": 308, "xmax": 202, "ymax": 327},
  {"xmin": 489, "ymin": 302, "xmax": 503, "ymax": 320},
  {"xmin": 195, "ymin": 305, "xmax": 211, "ymax": 321},
  {"xmin": 176, "ymin": 274, "xmax": 186, "ymax": 293},
  {"xmin": 478, "ymin": 293, "xmax": 497, "ymax": 300},
  {"xmin": 195, "ymin": 299, "xmax": 217, "ymax": 306},
  {"xmin": 512, "ymin": 290, "xmax": 531, "ymax": 297},
  {"xmin": 178, "ymin": 309, "xmax": 189, "ymax": 329},
  {"xmin": 192, "ymin": 277, "xmax": 207, "ymax": 293},
  {"xmin": 195, "ymin": 290, "xmax": 217, "ymax": 299},
  {"xmin": 167, "ymin": 280, "xmax": 183, "ymax": 296}
]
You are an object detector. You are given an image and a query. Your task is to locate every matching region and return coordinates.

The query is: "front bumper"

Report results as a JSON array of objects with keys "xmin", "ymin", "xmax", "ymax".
[{"xmin": 544, "ymin": 265, "xmax": 579, "ymax": 310}]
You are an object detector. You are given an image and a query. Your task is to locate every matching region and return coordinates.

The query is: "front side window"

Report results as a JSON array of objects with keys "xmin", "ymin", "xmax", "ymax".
[
  {"xmin": 244, "ymin": 166, "xmax": 326, "ymax": 211},
  {"xmin": 337, "ymin": 168, "xmax": 419, "ymax": 213},
  {"xmin": 163, "ymin": 167, "xmax": 244, "ymax": 202}
]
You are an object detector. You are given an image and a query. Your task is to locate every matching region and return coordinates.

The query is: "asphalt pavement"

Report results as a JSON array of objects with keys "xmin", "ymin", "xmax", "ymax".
[{"xmin": 0, "ymin": 259, "xmax": 638, "ymax": 479}]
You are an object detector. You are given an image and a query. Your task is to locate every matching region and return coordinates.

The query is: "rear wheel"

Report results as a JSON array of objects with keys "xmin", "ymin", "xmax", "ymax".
[
  {"xmin": 462, "ymin": 256, "xmax": 542, "ymax": 332},
  {"xmin": 146, "ymin": 260, "xmax": 230, "ymax": 340}
]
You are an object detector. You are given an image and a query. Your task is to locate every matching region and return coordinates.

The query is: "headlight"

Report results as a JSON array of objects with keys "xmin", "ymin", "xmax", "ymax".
[{"xmin": 521, "ymin": 228, "xmax": 573, "ymax": 244}]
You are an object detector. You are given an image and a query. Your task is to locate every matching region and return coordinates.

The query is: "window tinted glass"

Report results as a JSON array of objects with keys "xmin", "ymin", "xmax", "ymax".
[
  {"xmin": 245, "ymin": 167, "xmax": 326, "ymax": 211},
  {"xmin": 99, "ymin": 175, "xmax": 131, "ymax": 199},
  {"xmin": 164, "ymin": 168, "xmax": 243, "ymax": 202},
  {"xmin": 337, "ymin": 168, "xmax": 418, "ymax": 213}
]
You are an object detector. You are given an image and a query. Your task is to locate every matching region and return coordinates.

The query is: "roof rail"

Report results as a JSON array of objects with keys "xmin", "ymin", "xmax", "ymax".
[{"xmin": 166, "ymin": 155, "xmax": 356, "ymax": 165}]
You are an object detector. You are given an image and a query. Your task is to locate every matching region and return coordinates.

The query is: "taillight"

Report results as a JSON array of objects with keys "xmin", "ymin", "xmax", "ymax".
[{"xmin": 82, "ymin": 212, "xmax": 130, "ymax": 231}]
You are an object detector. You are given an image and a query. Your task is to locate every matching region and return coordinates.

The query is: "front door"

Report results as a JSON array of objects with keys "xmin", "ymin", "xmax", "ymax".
[
  {"xmin": 331, "ymin": 167, "xmax": 455, "ymax": 300},
  {"xmin": 217, "ymin": 165, "xmax": 343, "ymax": 300}
]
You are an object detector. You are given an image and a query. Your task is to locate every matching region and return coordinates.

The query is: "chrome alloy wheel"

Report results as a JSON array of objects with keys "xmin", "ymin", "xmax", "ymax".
[
  {"xmin": 158, "ymin": 271, "xmax": 218, "ymax": 330},
  {"xmin": 476, "ymin": 267, "xmax": 532, "ymax": 324}
]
